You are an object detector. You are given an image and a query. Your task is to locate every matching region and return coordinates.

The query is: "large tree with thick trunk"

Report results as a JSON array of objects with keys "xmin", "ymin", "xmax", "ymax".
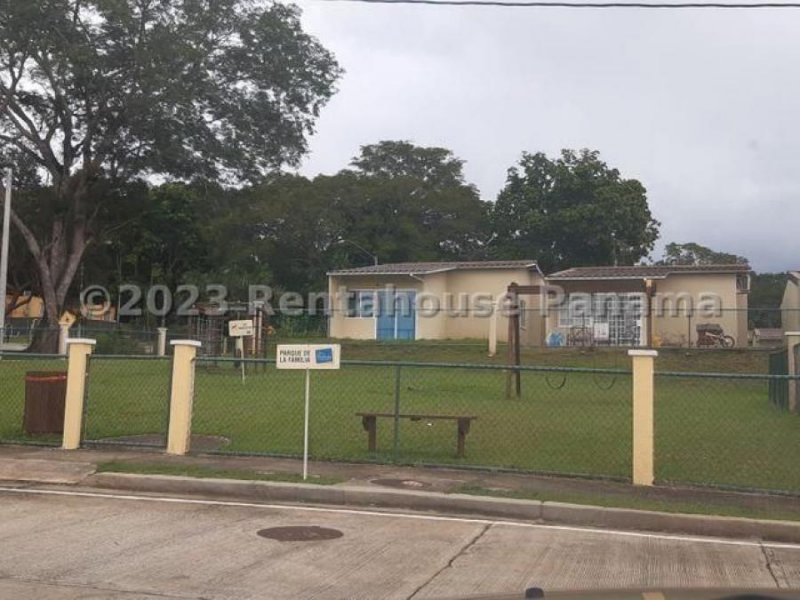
[{"xmin": 0, "ymin": 0, "xmax": 341, "ymax": 350}]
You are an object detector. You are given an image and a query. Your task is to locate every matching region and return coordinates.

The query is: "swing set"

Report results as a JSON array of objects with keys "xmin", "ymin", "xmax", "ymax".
[{"xmin": 504, "ymin": 282, "xmax": 619, "ymax": 398}]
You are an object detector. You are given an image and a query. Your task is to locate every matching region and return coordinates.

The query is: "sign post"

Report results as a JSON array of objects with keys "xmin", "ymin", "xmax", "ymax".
[
  {"xmin": 276, "ymin": 344, "xmax": 341, "ymax": 480},
  {"xmin": 228, "ymin": 320, "xmax": 255, "ymax": 384}
]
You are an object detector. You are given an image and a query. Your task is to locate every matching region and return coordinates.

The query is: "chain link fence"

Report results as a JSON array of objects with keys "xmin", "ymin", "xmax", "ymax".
[
  {"xmin": 0, "ymin": 353, "xmax": 67, "ymax": 446},
  {"xmin": 655, "ymin": 371, "xmax": 800, "ymax": 494},
  {"xmin": 82, "ymin": 356, "xmax": 172, "ymax": 448},
  {"xmin": 3, "ymin": 347, "xmax": 798, "ymax": 494},
  {"xmin": 192, "ymin": 358, "xmax": 633, "ymax": 479}
]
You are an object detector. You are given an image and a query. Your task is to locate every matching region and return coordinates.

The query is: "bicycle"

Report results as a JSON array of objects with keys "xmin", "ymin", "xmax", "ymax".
[{"xmin": 696, "ymin": 324, "xmax": 735, "ymax": 348}]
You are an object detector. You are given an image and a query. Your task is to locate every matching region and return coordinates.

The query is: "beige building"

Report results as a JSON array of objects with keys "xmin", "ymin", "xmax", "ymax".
[
  {"xmin": 781, "ymin": 270, "xmax": 800, "ymax": 333},
  {"xmin": 546, "ymin": 264, "xmax": 751, "ymax": 348},
  {"xmin": 4, "ymin": 294, "xmax": 116, "ymax": 322},
  {"xmin": 327, "ymin": 260, "xmax": 545, "ymax": 343},
  {"xmin": 6, "ymin": 293, "xmax": 45, "ymax": 319}
]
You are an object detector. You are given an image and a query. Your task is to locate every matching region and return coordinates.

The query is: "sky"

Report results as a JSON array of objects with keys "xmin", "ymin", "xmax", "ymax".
[{"xmin": 293, "ymin": 0, "xmax": 800, "ymax": 272}]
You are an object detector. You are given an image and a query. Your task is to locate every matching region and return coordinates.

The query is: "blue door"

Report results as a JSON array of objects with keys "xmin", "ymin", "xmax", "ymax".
[{"xmin": 376, "ymin": 291, "xmax": 416, "ymax": 340}]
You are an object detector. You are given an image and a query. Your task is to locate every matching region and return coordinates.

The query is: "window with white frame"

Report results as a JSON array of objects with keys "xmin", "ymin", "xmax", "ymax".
[
  {"xmin": 346, "ymin": 290, "xmax": 376, "ymax": 318},
  {"xmin": 558, "ymin": 295, "xmax": 593, "ymax": 328},
  {"xmin": 736, "ymin": 273, "xmax": 750, "ymax": 292}
]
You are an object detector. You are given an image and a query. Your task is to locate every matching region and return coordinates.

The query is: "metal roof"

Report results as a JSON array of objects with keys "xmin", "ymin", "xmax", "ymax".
[
  {"xmin": 328, "ymin": 260, "xmax": 539, "ymax": 276},
  {"xmin": 547, "ymin": 264, "xmax": 751, "ymax": 280}
]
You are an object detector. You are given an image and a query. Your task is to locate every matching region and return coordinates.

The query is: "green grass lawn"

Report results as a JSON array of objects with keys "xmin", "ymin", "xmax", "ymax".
[
  {"xmin": 1, "ymin": 344, "xmax": 797, "ymax": 493},
  {"xmin": 268, "ymin": 339, "xmax": 771, "ymax": 373},
  {"xmin": 96, "ymin": 461, "xmax": 343, "ymax": 485}
]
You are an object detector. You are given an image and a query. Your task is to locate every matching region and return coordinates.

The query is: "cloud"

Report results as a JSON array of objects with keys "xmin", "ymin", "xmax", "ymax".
[{"xmin": 296, "ymin": 1, "xmax": 800, "ymax": 271}]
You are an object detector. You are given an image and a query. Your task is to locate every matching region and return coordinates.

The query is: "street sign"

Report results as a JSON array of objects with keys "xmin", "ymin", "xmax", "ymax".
[
  {"xmin": 276, "ymin": 344, "xmax": 341, "ymax": 370},
  {"xmin": 276, "ymin": 343, "xmax": 342, "ymax": 481},
  {"xmin": 228, "ymin": 319, "xmax": 254, "ymax": 337}
]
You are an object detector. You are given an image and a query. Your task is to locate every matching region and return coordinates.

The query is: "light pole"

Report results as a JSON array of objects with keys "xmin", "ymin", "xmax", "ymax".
[
  {"xmin": 0, "ymin": 167, "xmax": 12, "ymax": 349},
  {"xmin": 336, "ymin": 238, "xmax": 378, "ymax": 266}
]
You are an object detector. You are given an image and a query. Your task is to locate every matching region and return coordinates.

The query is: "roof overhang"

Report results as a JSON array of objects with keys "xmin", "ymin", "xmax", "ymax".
[
  {"xmin": 547, "ymin": 275, "xmax": 670, "ymax": 282},
  {"xmin": 327, "ymin": 262, "xmax": 540, "ymax": 277}
]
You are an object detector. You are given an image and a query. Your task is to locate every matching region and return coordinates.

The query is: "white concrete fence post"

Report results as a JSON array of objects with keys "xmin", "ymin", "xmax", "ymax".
[
  {"xmin": 786, "ymin": 332, "xmax": 800, "ymax": 414},
  {"xmin": 629, "ymin": 349, "xmax": 657, "ymax": 486},
  {"xmin": 157, "ymin": 327, "xmax": 167, "ymax": 357},
  {"xmin": 58, "ymin": 323, "xmax": 70, "ymax": 356},
  {"xmin": 62, "ymin": 338, "xmax": 97, "ymax": 450},
  {"xmin": 166, "ymin": 340, "xmax": 201, "ymax": 455}
]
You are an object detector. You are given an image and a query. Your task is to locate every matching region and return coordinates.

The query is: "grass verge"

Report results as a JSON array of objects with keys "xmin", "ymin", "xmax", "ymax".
[
  {"xmin": 454, "ymin": 483, "xmax": 800, "ymax": 523},
  {"xmin": 96, "ymin": 461, "xmax": 343, "ymax": 485}
]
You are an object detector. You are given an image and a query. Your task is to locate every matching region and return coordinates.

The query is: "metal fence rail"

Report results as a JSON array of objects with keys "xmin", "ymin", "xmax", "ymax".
[
  {"xmin": 82, "ymin": 355, "xmax": 172, "ymax": 449},
  {"xmin": 193, "ymin": 358, "xmax": 633, "ymax": 480},
  {"xmin": 0, "ymin": 353, "xmax": 66, "ymax": 446}
]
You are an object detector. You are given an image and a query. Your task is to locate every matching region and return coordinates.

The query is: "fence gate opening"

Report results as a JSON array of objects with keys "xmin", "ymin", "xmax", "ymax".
[{"xmin": 81, "ymin": 356, "xmax": 172, "ymax": 449}]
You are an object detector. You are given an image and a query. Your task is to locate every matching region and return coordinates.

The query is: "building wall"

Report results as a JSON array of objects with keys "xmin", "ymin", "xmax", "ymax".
[
  {"xmin": 327, "ymin": 268, "xmax": 544, "ymax": 343},
  {"xmin": 7, "ymin": 295, "xmax": 44, "ymax": 318},
  {"xmin": 327, "ymin": 274, "xmax": 425, "ymax": 340},
  {"xmin": 416, "ymin": 271, "xmax": 448, "ymax": 340},
  {"xmin": 652, "ymin": 273, "xmax": 745, "ymax": 346},
  {"xmin": 782, "ymin": 275, "xmax": 800, "ymax": 333},
  {"xmin": 542, "ymin": 273, "xmax": 747, "ymax": 347},
  {"xmin": 441, "ymin": 268, "xmax": 544, "ymax": 343}
]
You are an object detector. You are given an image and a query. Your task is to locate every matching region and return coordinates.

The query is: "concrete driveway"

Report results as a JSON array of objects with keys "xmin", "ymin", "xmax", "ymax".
[{"xmin": 0, "ymin": 486, "xmax": 798, "ymax": 599}]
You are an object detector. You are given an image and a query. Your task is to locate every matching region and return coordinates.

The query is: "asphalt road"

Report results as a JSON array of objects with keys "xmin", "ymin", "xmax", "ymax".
[{"xmin": 1, "ymin": 486, "xmax": 799, "ymax": 599}]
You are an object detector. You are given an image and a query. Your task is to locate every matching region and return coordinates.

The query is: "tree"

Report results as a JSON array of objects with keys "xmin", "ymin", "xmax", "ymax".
[
  {"xmin": 344, "ymin": 141, "xmax": 491, "ymax": 263},
  {"xmin": 242, "ymin": 173, "xmax": 347, "ymax": 297},
  {"xmin": 350, "ymin": 140, "xmax": 466, "ymax": 188},
  {"xmin": 0, "ymin": 0, "xmax": 341, "ymax": 349},
  {"xmin": 491, "ymin": 149, "xmax": 660, "ymax": 272},
  {"xmin": 657, "ymin": 242, "xmax": 748, "ymax": 266}
]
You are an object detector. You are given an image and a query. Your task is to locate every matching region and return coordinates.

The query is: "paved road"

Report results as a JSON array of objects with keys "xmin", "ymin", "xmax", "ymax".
[{"xmin": 0, "ymin": 486, "xmax": 799, "ymax": 599}]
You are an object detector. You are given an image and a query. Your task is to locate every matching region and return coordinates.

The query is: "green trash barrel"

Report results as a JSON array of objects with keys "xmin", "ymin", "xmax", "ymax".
[{"xmin": 23, "ymin": 372, "xmax": 68, "ymax": 435}]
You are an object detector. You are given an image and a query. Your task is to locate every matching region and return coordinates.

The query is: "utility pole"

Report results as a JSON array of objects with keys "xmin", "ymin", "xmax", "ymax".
[{"xmin": 0, "ymin": 167, "xmax": 12, "ymax": 349}]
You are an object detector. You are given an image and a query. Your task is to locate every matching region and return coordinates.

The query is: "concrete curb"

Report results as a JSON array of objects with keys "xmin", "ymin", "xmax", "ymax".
[{"xmin": 88, "ymin": 473, "xmax": 800, "ymax": 544}]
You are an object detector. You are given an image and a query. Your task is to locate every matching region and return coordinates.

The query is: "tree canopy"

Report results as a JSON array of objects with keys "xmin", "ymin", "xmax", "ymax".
[
  {"xmin": 491, "ymin": 149, "xmax": 660, "ymax": 272},
  {"xmin": 1, "ymin": 0, "xmax": 341, "ymax": 348},
  {"xmin": 657, "ymin": 242, "xmax": 748, "ymax": 266}
]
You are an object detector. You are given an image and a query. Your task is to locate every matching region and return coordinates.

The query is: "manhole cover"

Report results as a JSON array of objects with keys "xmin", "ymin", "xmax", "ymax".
[
  {"xmin": 257, "ymin": 526, "xmax": 343, "ymax": 542},
  {"xmin": 371, "ymin": 478, "xmax": 431, "ymax": 490}
]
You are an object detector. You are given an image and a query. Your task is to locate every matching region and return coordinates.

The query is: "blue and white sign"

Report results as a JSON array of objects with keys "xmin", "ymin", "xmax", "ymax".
[
  {"xmin": 275, "ymin": 343, "xmax": 342, "ymax": 481},
  {"xmin": 276, "ymin": 344, "xmax": 341, "ymax": 370}
]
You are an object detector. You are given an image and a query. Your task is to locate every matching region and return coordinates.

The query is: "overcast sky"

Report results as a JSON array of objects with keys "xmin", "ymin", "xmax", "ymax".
[{"xmin": 294, "ymin": 1, "xmax": 800, "ymax": 272}]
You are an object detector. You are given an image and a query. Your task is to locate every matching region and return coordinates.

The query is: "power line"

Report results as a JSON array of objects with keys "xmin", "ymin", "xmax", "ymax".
[{"xmin": 317, "ymin": 0, "xmax": 800, "ymax": 8}]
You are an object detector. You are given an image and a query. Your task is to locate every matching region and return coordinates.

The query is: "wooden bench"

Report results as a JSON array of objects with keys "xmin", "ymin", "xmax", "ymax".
[{"xmin": 356, "ymin": 413, "xmax": 477, "ymax": 458}]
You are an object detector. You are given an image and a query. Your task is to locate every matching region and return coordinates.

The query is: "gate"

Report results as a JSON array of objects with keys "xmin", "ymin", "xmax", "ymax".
[
  {"xmin": 82, "ymin": 356, "xmax": 172, "ymax": 449},
  {"xmin": 768, "ymin": 348, "xmax": 788, "ymax": 410}
]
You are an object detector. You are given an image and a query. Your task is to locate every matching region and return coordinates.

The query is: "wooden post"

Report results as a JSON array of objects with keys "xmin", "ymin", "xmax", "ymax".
[
  {"xmin": 506, "ymin": 283, "xmax": 519, "ymax": 398},
  {"xmin": 645, "ymin": 279, "xmax": 655, "ymax": 348}
]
